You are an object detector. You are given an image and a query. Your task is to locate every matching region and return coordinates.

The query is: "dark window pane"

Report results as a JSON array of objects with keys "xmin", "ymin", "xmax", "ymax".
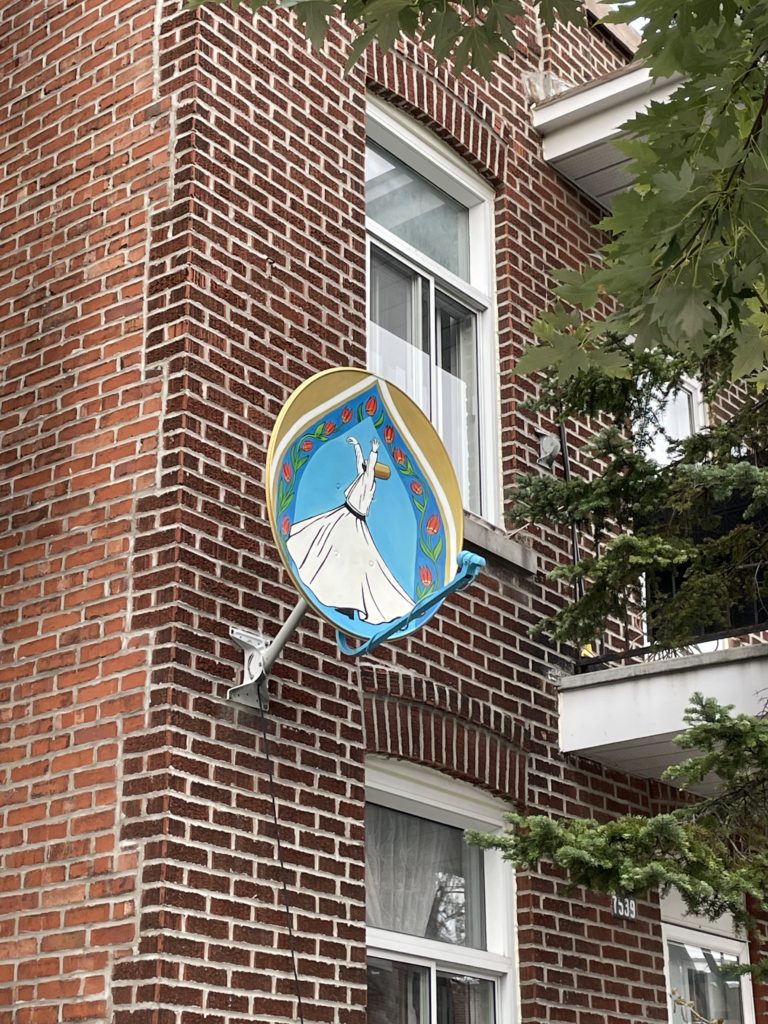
[
  {"xmin": 437, "ymin": 972, "xmax": 496, "ymax": 1024},
  {"xmin": 367, "ymin": 957, "xmax": 429, "ymax": 1024}
]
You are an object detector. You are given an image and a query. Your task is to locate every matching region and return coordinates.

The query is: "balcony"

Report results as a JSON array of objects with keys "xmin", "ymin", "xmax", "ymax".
[
  {"xmin": 557, "ymin": 644, "xmax": 768, "ymax": 789},
  {"xmin": 532, "ymin": 63, "xmax": 682, "ymax": 210}
]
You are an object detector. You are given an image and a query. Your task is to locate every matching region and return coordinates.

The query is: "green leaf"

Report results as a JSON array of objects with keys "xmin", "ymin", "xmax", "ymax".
[
  {"xmin": 677, "ymin": 290, "xmax": 716, "ymax": 342},
  {"xmin": 653, "ymin": 162, "xmax": 698, "ymax": 205},
  {"xmin": 650, "ymin": 286, "xmax": 715, "ymax": 342},
  {"xmin": 344, "ymin": 29, "xmax": 375, "ymax": 71},
  {"xmin": 731, "ymin": 319, "xmax": 768, "ymax": 380},
  {"xmin": 515, "ymin": 344, "xmax": 556, "ymax": 375},
  {"xmin": 292, "ymin": 0, "xmax": 333, "ymax": 49},
  {"xmin": 554, "ymin": 268, "xmax": 603, "ymax": 310},
  {"xmin": 590, "ymin": 349, "xmax": 632, "ymax": 378},
  {"xmin": 537, "ymin": 0, "xmax": 582, "ymax": 28},
  {"xmin": 553, "ymin": 338, "xmax": 590, "ymax": 379}
]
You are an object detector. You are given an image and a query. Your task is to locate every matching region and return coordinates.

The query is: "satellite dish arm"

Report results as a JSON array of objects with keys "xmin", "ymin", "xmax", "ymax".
[{"xmin": 336, "ymin": 550, "xmax": 486, "ymax": 658}]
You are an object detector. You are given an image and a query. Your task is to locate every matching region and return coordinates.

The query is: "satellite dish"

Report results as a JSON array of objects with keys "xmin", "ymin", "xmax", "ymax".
[
  {"xmin": 266, "ymin": 367, "xmax": 479, "ymax": 650},
  {"xmin": 230, "ymin": 368, "xmax": 485, "ymax": 710}
]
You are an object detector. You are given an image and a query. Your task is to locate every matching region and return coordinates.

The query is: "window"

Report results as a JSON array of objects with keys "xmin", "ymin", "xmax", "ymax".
[
  {"xmin": 645, "ymin": 380, "xmax": 768, "ymax": 642},
  {"xmin": 366, "ymin": 758, "xmax": 516, "ymax": 1024},
  {"xmin": 641, "ymin": 378, "xmax": 721, "ymax": 651},
  {"xmin": 667, "ymin": 937, "xmax": 746, "ymax": 1024},
  {"xmin": 647, "ymin": 378, "xmax": 706, "ymax": 466},
  {"xmin": 662, "ymin": 894, "xmax": 755, "ymax": 1024},
  {"xmin": 366, "ymin": 99, "xmax": 499, "ymax": 523}
]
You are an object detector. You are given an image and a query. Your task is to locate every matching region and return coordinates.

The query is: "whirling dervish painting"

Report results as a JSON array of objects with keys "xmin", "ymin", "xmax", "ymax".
[
  {"xmin": 267, "ymin": 369, "xmax": 461, "ymax": 644},
  {"xmin": 286, "ymin": 437, "xmax": 414, "ymax": 625}
]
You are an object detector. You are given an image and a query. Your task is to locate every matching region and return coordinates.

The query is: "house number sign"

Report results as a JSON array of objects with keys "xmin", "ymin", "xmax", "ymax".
[{"xmin": 611, "ymin": 895, "xmax": 637, "ymax": 920}]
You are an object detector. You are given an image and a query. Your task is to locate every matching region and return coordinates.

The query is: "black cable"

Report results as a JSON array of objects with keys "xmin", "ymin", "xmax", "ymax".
[
  {"xmin": 257, "ymin": 701, "xmax": 306, "ymax": 1024},
  {"xmin": 558, "ymin": 419, "xmax": 583, "ymax": 600}
]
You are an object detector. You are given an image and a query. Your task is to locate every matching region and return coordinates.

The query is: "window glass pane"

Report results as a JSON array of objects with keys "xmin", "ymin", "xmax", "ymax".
[
  {"xmin": 365, "ymin": 803, "xmax": 486, "ymax": 948},
  {"xmin": 369, "ymin": 248, "xmax": 431, "ymax": 416},
  {"xmin": 667, "ymin": 940, "xmax": 744, "ymax": 1024},
  {"xmin": 366, "ymin": 142, "xmax": 469, "ymax": 279},
  {"xmin": 649, "ymin": 387, "xmax": 696, "ymax": 464},
  {"xmin": 437, "ymin": 973, "xmax": 496, "ymax": 1024},
  {"xmin": 436, "ymin": 292, "xmax": 481, "ymax": 514},
  {"xmin": 368, "ymin": 957, "xmax": 429, "ymax": 1024}
]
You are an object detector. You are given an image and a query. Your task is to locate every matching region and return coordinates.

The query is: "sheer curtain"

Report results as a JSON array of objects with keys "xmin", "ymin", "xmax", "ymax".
[{"xmin": 366, "ymin": 804, "xmax": 448, "ymax": 937}]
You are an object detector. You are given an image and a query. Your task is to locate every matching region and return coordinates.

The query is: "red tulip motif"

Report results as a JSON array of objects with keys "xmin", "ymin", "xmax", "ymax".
[
  {"xmin": 411, "ymin": 481, "xmax": 423, "ymax": 495},
  {"xmin": 281, "ymin": 516, "xmax": 290, "ymax": 535},
  {"xmin": 365, "ymin": 396, "xmax": 377, "ymax": 416},
  {"xmin": 324, "ymin": 420, "xmax": 335, "ymax": 435},
  {"xmin": 393, "ymin": 448, "xmax": 405, "ymax": 466},
  {"xmin": 282, "ymin": 463, "xmax": 292, "ymax": 482},
  {"xmin": 341, "ymin": 406, "xmax": 352, "ymax": 423},
  {"xmin": 419, "ymin": 566, "xmax": 432, "ymax": 587},
  {"xmin": 301, "ymin": 439, "xmax": 313, "ymax": 451},
  {"xmin": 384, "ymin": 425, "xmax": 394, "ymax": 445},
  {"xmin": 426, "ymin": 515, "xmax": 440, "ymax": 535}
]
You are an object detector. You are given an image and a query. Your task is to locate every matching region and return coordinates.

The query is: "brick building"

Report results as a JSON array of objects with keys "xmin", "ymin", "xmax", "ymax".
[{"xmin": 2, "ymin": 1, "xmax": 766, "ymax": 1023}]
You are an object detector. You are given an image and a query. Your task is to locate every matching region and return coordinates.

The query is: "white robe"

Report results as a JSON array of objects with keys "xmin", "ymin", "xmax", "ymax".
[{"xmin": 286, "ymin": 447, "xmax": 414, "ymax": 625}]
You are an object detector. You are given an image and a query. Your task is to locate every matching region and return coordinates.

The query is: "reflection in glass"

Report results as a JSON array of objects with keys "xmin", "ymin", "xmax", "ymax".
[
  {"xmin": 367, "ymin": 959, "xmax": 496, "ymax": 1024},
  {"xmin": 368, "ymin": 249, "xmax": 431, "ymax": 416},
  {"xmin": 366, "ymin": 142, "xmax": 469, "ymax": 279},
  {"xmin": 436, "ymin": 292, "xmax": 480, "ymax": 511},
  {"xmin": 668, "ymin": 940, "xmax": 744, "ymax": 1024},
  {"xmin": 368, "ymin": 957, "xmax": 428, "ymax": 1024},
  {"xmin": 437, "ymin": 973, "xmax": 496, "ymax": 1024},
  {"xmin": 365, "ymin": 803, "xmax": 486, "ymax": 948}
]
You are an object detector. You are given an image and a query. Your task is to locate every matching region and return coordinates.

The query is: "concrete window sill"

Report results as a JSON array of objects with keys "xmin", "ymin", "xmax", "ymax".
[{"xmin": 463, "ymin": 512, "xmax": 537, "ymax": 575}]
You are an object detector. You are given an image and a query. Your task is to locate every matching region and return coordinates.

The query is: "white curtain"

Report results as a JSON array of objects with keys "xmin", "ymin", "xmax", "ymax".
[
  {"xmin": 368, "ymin": 327, "xmax": 472, "ymax": 502},
  {"xmin": 366, "ymin": 804, "xmax": 447, "ymax": 936}
]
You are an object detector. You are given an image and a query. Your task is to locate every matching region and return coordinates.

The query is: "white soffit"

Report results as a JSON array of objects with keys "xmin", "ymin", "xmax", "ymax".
[
  {"xmin": 557, "ymin": 644, "xmax": 768, "ymax": 789},
  {"xmin": 532, "ymin": 64, "xmax": 682, "ymax": 209}
]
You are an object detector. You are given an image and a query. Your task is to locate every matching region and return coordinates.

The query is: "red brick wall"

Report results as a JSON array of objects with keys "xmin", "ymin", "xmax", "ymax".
[
  {"xmin": 3, "ymin": 2, "xmax": 754, "ymax": 1023},
  {"xmin": 0, "ymin": 0, "xmax": 174, "ymax": 1017},
  {"xmin": 108, "ymin": 7, "xmax": 371, "ymax": 1022}
]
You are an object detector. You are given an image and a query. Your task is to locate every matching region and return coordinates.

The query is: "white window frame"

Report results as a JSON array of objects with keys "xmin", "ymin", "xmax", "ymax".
[
  {"xmin": 648, "ymin": 376, "xmax": 708, "ymax": 466},
  {"xmin": 366, "ymin": 97, "xmax": 501, "ymax": 526},
  {"xmin": 661, "ymin": 893, "xmax": 755, "ymax": 1024},
  {"xmin": 366, "ymin": 756, "xmax": 518, "ymax": 1024}
]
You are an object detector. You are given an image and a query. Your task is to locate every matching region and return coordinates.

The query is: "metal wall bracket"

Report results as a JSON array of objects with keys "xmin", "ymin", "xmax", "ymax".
[
  {"xmin": 228, "ymin": 626, "xmax": 271, "ymax": 711},
  {"xmin": 227, "ymin": 600, "xmax": 309, "ymax": 713}
]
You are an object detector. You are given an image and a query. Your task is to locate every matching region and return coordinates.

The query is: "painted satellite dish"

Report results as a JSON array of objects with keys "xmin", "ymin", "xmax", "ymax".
[{"xmin": 266, "ymin": 368, "xmax": 465, "ymax": 644}]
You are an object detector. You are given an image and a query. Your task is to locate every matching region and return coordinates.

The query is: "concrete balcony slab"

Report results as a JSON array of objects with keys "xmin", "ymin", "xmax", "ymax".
[{"xmin": 558, "ymin": 644, "xmax": 768, "ymax": 786}]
